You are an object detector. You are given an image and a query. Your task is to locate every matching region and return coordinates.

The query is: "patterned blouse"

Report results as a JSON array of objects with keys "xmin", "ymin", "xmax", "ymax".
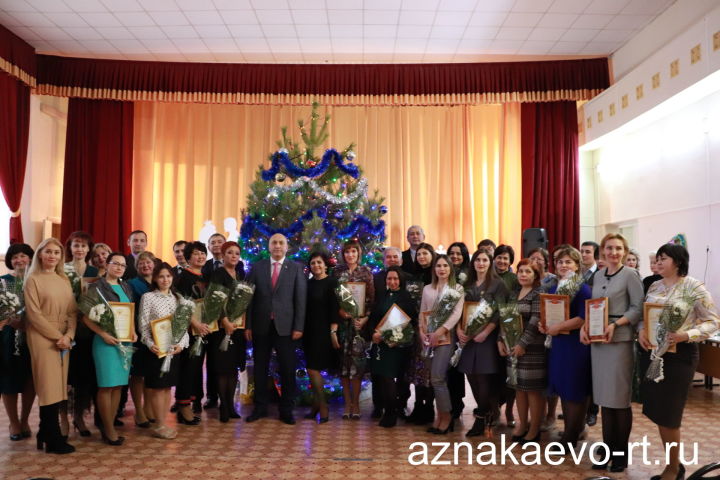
[
  {"xmin": 138, "ymin": 291, "xmax": 190, "ymax": 350},
  {"xmin": 513, "ymin": 288, "xmax": 544, "ymax": 348},
  {"xmin": 333, "ymin": 264, "xmax": 375, "ymax": 317},
  {"xmin": 644, "ymin": 276, "xmax": 719, "ymax": 342}
]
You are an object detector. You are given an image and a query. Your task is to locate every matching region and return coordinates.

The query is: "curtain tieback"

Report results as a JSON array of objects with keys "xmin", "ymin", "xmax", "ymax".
[{"xmin": 10, "ymin": 210, "xmax": 20, "ymax": 217}]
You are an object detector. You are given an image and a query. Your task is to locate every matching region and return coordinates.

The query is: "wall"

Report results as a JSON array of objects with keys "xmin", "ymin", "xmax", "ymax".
[
  {"xmin": 20, "ymin": 95, "xmax": 68, "ymax": 248},
  {"xmin": 588, "ymin": 87, "xmax": 719, "ymax": 299}
]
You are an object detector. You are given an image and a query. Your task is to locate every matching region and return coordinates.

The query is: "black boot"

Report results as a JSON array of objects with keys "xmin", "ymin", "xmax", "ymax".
[
  {"xmin": 406, "ymin": 399, "xmax": 423, "ymax": 423},
  {"xmin": 39, "ymin": 403, "xmax": 75, "ymax": 454},
  {"xmin": 379, "ymin": 412, "xmax": 397, "ymax": 428},
  {"xmin": 466, "ymin": 416, "xmax": 486, "ymax": 437}
]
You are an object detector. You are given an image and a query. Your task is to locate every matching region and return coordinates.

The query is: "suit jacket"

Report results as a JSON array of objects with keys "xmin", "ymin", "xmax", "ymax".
[
  {"xmin": 373, "ymin": 271, "xmax": 388, "ymax": 298},
  {"xmin": 401, "ymin": 249, "xmax": 419, "ymax": 275},
  {"xmin": 246, "ymin": 258, "xmax": 307, "ymax": 336},
  {"xmin": 123, "ymin": 253, "xmax": 138, "ymax": 280}
]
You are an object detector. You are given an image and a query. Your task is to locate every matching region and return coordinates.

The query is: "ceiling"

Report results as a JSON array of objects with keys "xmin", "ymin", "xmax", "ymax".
[{"xmin": 0, "ymin": 0, "xmax": 675, "ymax": 64}]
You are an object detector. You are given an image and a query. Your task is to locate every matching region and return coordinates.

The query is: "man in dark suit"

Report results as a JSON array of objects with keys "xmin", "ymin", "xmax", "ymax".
[
  {"xmin": 201, "ymin": 233, "xmax": 245, "ymax": 283},
  {"xmin": 401, "ymin": 225, "xmax": 425, "ymax": 275},
  {"xmin": 123, "ymin": 230, "xmax": 147, "ymax": 280},
  {"xmin": 245, "ymin": 233, "xmax": 307, "ymax": 424}
]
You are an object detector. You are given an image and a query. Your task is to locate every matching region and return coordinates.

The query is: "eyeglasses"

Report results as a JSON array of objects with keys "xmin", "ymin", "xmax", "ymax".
[{"xmin": 108, "ymin": 262, "xmax": 127, "ymax": 268}]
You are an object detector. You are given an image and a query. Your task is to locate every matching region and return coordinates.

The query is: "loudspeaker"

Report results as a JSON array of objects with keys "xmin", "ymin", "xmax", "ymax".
[{"xmin": 522, "ymin": 228, "xmax": 548, "ymax": 258}]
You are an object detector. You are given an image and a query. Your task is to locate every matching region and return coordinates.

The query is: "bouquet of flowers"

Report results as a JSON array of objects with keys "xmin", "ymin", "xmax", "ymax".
[
  {"xmin": 219, "ymin": 280, "xmax": 255, "ymax": 352},
  {"xmin": 160, "ymin": 296, "xmax": 194, "ymax": 376},
  {"xmin": 334, "ymin": 283, "xmax": 367, "ymax": 366},
  {"xmin": 64, "ymin": 264, "xmax": 82, "ymax": 298},
  {"xmin": 380, "ymin": 324, "xmax": 415, "ymax": 347},
  {"xmin": 79, "ymin": 288, "xmax": 135, "ymax": 369},
  {"xmin": 188, "ymin": 284, "xmax": 229, "ymax": 357},
  {"xmin": 646, "ymin": 282, "xmax": 703, "ymax": 382},
  {"xmin": 556, "ymin": 273, "xmax": 584, "ymax": 298},
  {"xmin": 405, "ymin": 280, "xmax": 424, "ymax": 310},
  {"xmin": 499, "ymin": 299, "xmax": 523, "ymax": 386},
  {"xmin": 423, "ymin": 284, "xmax": 464, "ymax": 358},
  {"xmin": 450, "ymin": 298, "xmax": 494, "ymax": 367},
  {"xmin": 0, "ymin": 277, "xmax": 25, "ymax": 356}
]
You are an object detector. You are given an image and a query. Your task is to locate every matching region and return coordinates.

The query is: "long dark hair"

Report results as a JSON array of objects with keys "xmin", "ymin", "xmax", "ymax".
[
  {"xmin": 467, "ymin": 249, "xmax": 500, "ymax": 287},
  {"xmin": 447, "ymin": 242, "xmax": 470, "ymax": 269}
]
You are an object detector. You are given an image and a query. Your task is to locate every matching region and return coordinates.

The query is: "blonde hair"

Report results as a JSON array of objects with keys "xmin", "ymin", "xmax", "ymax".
[
  {"xmin": 136, "ymin": 251, "xmax": 157, "ymax": 268},
  {"xmin": 553, "ymin": 245, "xmax": 582, "ymax": 269},
  {"xmin": 600, "ymin": 233, "xmax": 629, "ymax": 263},
  {"xmin": 25, "ymin": 238, "xmax": 69, "ymax": 282}
]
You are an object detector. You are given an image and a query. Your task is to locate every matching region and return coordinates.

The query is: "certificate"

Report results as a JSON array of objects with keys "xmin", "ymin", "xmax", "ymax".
[
  {"xmin": 346, "ymin": 282, "xmax": 367, "ymax": 317},
  {"xmin": 375, "ymin": 304, "xmax": 411, "ymax": 332},
  {"xmin": 585, "ymin": 297, "xmax": 608, "ymax": 342},
  {"xmin": 150, "ymin": 315, "xmax": 173, "ymax": 358},
  {"xmin": 191, "ymin": 299, "xmax": 218, "ymax": 335},
  {"xmin": 419, "ymin": 310, "xmax": 451, "ymax": 346},
  {"xmin": 232, "ymin": 313, "xmax": 246, "ymax": 329},
  {"xmin": 540, "ymin": 294, "xmax": 570, "ymax": 334},
  {"xmin": 643, "ymin": 302, "xmax": 675, "ymax": 352},
  {"xmin": 108, "ymin": 302, "xmax": 134, "ymax": 342},
  {"xmin": 81, "ymin": 277, "xmax": 99, "ymax": 295},
  {"xmin": 461, "ymin": 301, "xmax": 480, "ymax": 331}
]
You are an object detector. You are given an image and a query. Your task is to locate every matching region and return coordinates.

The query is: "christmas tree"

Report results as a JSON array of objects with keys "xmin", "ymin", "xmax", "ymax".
[{"xmin": 239, "ymin": 102, "xmax": 387, "ymax": 271}]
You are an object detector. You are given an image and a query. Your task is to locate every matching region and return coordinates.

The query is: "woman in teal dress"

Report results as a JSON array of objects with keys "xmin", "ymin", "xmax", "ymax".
[
  {"xmin": 82, "ymin": 252, "xmax": 136, "ymax": 446},
  {"xmin": 1, "ymin": 243, "xmax": 35, "ymax": 442}
]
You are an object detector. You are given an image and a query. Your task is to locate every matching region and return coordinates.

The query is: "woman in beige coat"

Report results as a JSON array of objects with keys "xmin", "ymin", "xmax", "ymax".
[{"xmin": 24, "ymin": 238, "xmax": 77, "ymax": 454}]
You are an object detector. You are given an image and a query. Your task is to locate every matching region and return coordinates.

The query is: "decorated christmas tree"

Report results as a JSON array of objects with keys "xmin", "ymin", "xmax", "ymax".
[{"xmin": 239, "ymin": 102, "xmax": 387, "ymax": 271}]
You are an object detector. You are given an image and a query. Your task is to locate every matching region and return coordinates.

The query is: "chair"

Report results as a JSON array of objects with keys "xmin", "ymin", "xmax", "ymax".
[{"xmin": 687, "ymin": 462, "xmax": 720, "ymax": 479}]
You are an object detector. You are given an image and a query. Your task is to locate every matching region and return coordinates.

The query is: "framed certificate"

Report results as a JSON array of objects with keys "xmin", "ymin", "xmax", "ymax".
[
  {"xmin": 108, "ymin": 302, "xmax": 134, "ymax": 342},
  {"xmin": 191, "ymin": 299, "xmax": 218, "ymax": 335},
  {"xmin": 540, "ymin": 294, "xmax": 570, "ymax": 335},
  {"xmin": 346, "ymin": 282, "xmax": 367, "ymax": 317},
  {"xmin": 643, "ymin": 302, "xmax": 675, "ymax": 352},
  {"xmin": 150, "ymin": 315, "xmax": 173, "ymax": 358},
  {"xmin": 461, "ymin": 301, "xmax": 480, "ymax": 331},
  {"xmin": 232, "ymin": 313, "xmax": 246, "ymax": 329},
  {"xmin": 81, "ymin": 277, "xmax": 99, "ymax": 295},
  {"xmin": 585, "ymin": 297, "xmax": 608, "ymax": 342},
  {"xmin": 375, "ymin": 304, "xmax": 411, "ymax": 332},
  {"xmin": 419, "ymin": 310, "xmax": 451, "ymax": 345}
]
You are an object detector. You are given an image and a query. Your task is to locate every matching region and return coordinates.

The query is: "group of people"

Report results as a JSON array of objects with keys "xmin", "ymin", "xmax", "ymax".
[{"xmin": 1, "ymin": 226, "xmax": 717, "ymax": 480}]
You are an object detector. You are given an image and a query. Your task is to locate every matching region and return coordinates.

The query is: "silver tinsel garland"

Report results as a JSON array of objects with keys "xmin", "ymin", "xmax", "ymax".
[{"xmin": 268, "ymin": 177, "xmax": 368, "ymax": 204}]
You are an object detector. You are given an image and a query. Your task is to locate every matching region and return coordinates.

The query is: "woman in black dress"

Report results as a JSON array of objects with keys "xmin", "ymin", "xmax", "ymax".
[
  {"xmin": 303, "ymin": 251, "xmax": 340, "ymax": 424},
  {"xmin": 457, "ymin": 249, "xmax": 508, "ymax": 436},
  {"xmin": 172, "ymin": 241, "xmax": 208, "ymax": 425},
  {"xmin": 369, "ymin": 266, "xmax": 417, "ymax": 428},
  {"xmin": 446, "ymin": 242, "xmax": 469, "ymax": 419},
  {"xmin": 406, "ymin": 242, "xmax": 435, "ymax": 424},
  {"xmin": 207, "ymin": 242, "xmax": 246, "ymax": 423},
  {"xmin": 1, "ymin": 243, "xmax": 35, "ymax": 442}
]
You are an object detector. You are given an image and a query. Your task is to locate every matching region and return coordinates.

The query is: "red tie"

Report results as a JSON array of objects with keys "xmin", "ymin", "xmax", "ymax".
[{"xmin": 271, "ymin": 261, "xmax": 280, "ymax": 288}]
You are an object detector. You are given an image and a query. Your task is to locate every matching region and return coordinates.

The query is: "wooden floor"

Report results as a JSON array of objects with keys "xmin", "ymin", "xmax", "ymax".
[{"xmin": 1, "ymin": 379, "xmax": 719, "ymax": 480}]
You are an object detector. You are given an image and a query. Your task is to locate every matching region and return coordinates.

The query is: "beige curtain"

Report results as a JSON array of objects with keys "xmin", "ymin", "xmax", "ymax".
[{"xmin": 132, "ymin": 103, "xmax": 521, "ymax": 259}]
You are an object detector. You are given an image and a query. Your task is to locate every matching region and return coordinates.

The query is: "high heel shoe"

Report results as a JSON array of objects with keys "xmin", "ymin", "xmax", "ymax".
[
  {"xmin": 521, "ymin": 431, "xmax": 541, "ymax": 444},
  {"xmin": 176, "ymin": 411, "xmax": 200, "ymax": 426},
  {"xmin": 21, "ymin": 429, "xmax": 32, "ymax": 439},
  {"xmin": 465, "ymin": 417, "xmax": 486, "ymax": 437},
  {"xmin": 100, "ymin": 430, "xmax": 124, "ymax": 446},
  {"xmin": 304, "ymin": 409, "xmax": 319, "ymax": 420},
  {"xmin": 511, "ymin": 430, "xmax": 529, "ymax": 442},
  {"xmin": 73, "ymin": 420, "xmax": 91, "ymax": 437},
  {"xmin": 431, "ymin": 420, "xmax": 454, "ymax": 435}
]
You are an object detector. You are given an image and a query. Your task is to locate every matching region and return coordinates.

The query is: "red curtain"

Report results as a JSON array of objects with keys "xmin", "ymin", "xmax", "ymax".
[
  {"xmin": 0, "ymin": 72, "xmax": 30, "ymax": 244},
  {"xmin": 61, "ymin": 98, "xmax": 133, "ymax": 250},
  {"xmin": 521, "ymin": 101, "xmax": 579, "ymax": 253},
  {"xmin": 37, "ymin": 55, "xmax": 608, "ymax": 98}
]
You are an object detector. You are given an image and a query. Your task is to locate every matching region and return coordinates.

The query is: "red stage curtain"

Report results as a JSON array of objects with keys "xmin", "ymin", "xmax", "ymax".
[
  {"xmin": 61, "ymin": 99, "xmax": 133, "ymax": 250},
  {"xmin": 36, "ymin": 55, "xmax": 609, "ymax": 104},
  {"xmin": 0, "ymin": 24, "xmax": 36, "ymax": 86},
  {"xmin": 0, "ymin": 72, "xmax": 30, "ymax": 244},
  {"xmin": 521, "ymin": 101, "xmax": 579, "ymax": 253}
]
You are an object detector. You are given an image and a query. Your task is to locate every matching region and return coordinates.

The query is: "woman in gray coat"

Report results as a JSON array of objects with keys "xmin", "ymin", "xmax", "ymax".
[{"xmin": 581, "ymin": 233, "xmax": 643, "ymax": 473}]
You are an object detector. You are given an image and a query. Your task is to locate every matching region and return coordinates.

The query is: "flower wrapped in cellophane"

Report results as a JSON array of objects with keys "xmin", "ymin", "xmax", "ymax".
[
  {"xmin": 218, "ymin": 280, "xmax": 255, "ymax": 352},
  {"xmin": 160, "ymin": 296, "xmax": 194, "ymax": 376},
  {"xmin": 64, "ymin": 264, "xmax": 82, "ymax": 298},
  {"xmin": 334, "ymin": 283, "xmax": 359, "ymax": 318},
  {"xmin": 499, "ymin": 299, "xmax": 523, "ymax": 387},
  {"xmin": 423, "ymin": 284, "xmax": 464, "ymax": 359},
  {"xmin": 450, "ymin": 298, "xmax": 494, "ymax": 367},
  {"xmin": 646, "ymin": 283, "xmax": 703, "ymax": 383},
  {"xmin": 79, "ymin": 288, "xmax": 135, "ymax": 370},
  {"xmin": 0, "ymin": 277, "xmax": 25, "ymax": 356},
  {"xmin": 380, "ymin": 324, "xmax": 414, "ymax": 347}
]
